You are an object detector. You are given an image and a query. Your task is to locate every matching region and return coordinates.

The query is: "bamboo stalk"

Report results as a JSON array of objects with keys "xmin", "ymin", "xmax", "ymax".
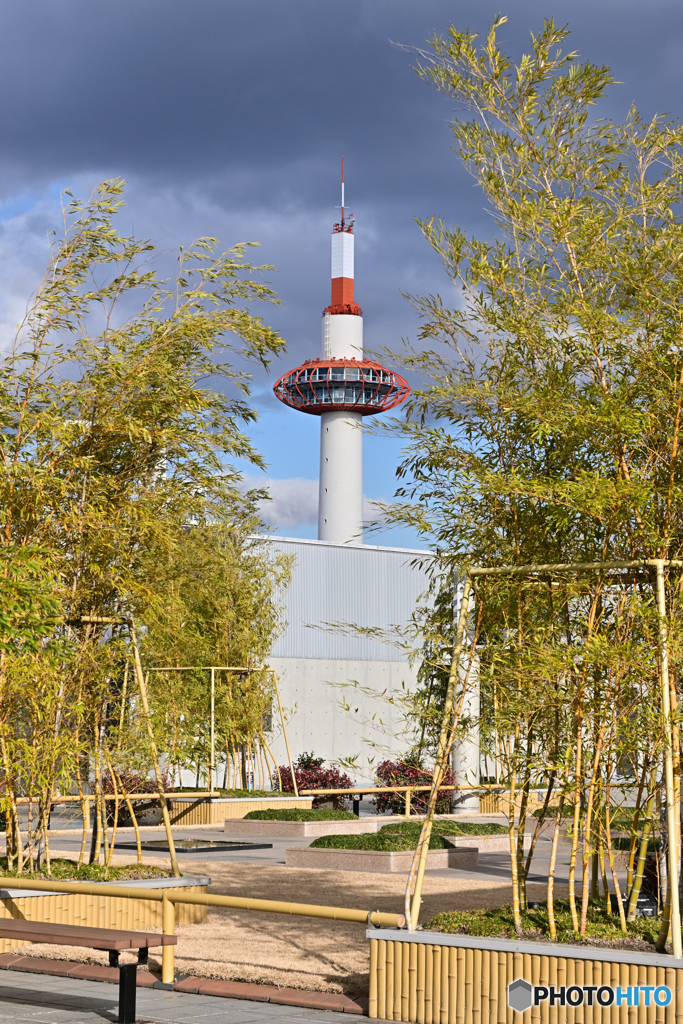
[
  {"xmin": 271, "ymin": 671, "xmax": 298, "ymax": 797},
  {"xmin": 547, "ymin": 790, "xmax": 566, "ymax": 941},
  {"xmin": 654, "ymin": 561, "xmax": 682, "ymax": 956},
  {"xmin": 627, "ymin": 767, "xmax": 657, "ymax": 920},
  {"xmin": 128, "ymin": 624, "xmax": 180, "ymax": 877},
  {"xmin": 605, "ymin": 784, "xmax": 627, "ymax": 933},
  {"xmin": 407, "ymin": 575, "xmax": 472, "ymax": 931}
]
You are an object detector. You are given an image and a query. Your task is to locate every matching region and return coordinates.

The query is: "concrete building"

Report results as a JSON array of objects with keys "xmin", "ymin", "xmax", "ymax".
[{"xmin": 266, "ymin": 536, "xmax": 433, "ymax": 782}]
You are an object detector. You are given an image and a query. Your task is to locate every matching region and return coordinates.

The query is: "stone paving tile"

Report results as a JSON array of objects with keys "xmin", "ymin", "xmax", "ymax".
[{"xmin": 0, "ymin": 971, "xmax": 355, "ymax": 1023}]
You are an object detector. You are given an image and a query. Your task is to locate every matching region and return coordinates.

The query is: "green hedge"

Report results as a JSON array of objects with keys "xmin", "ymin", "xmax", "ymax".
[
  {"xmin": 243, "ymin": 808, "xmax": 358, "ymax": 821},
  {"xmin": 379, "ymin": 820, "xmax": 506, "ymax": 837},
  {"xmin": 0, "ymin": 858, "xmax": 174, "ymax": 882},
  {"xmin": 310, "ymin": 831, "xmax": 454, "ymax": 851}
]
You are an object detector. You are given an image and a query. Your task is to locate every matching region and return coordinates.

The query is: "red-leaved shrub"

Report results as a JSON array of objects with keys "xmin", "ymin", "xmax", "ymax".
[
  {"xmin": 278, "ymin": 754, "xmax": 354, "ymax": 809},
  {"xmin": 373, "ymin": 759, "xmax": 456, "ymax": 815}
]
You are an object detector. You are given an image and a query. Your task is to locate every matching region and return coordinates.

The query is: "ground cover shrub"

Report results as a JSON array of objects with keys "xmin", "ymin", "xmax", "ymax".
[
  {"xmin": 244, "ymin": 808, "xmax": 357, "ymax": 821},
  {"xmin": 309, "ymin": 831, "xmax": 454, "ymax": 851},
  {"xmin": 425, "ymin": 900, "xmax": 661, "ymax": 948},
  {"xmin": 373, "ymin": 758, "xmax": 456, "ymax": 815},
  {"xmin": 379, "ymin": 820, "xmax": 506, "ymax": 837},
  {"xmin": 0, "ymin": 857, "xmax": 174, "ymax": 882},
  {"xmin": 278, "ymin": 753, "xmax": 354, "ymax": 809}
]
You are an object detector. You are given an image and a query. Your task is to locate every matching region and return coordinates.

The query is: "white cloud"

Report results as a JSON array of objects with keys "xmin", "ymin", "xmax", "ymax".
[
  {"xmin": 244, "ymin": 474, "xmax": 390, "ymax": 532},
  {"xmin": 245, "ymin": 475, "xmax": 318, "ymax": 528}
]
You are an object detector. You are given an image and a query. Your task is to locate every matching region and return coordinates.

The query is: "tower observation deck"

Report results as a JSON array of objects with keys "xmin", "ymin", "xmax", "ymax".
[{"xmin": 273, "ymin": 164, "xmax": 409, "ymax": 544}]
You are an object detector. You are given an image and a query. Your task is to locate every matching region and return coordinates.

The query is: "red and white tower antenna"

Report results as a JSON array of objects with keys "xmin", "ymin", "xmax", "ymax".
[{"xmin": 273, "ymin": 163, "xmax": 409, "ymax": 545}]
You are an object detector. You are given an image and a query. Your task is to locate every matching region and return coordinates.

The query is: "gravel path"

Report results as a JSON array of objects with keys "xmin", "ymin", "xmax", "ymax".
[{"xmin": 14, "ymin": 857, "xmax": 565, "ymax": 995}]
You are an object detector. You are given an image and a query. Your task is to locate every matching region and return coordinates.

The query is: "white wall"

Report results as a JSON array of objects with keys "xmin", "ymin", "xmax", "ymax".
[{"xmin": 268, "ymin": 656, "xmax": 417, "ymax": 784}]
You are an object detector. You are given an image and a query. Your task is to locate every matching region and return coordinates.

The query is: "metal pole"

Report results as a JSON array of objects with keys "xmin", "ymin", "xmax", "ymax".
[
  {"xmin": 210, "ymin": 668, "xmax": 215, "ymax": 793},
  {"xmin": 272, "ymin": 671, "xmax": 299, "ymax": 797},
  {"xmin": 655, "ymin": 561, "xmax": 682, "ymax": 957}
]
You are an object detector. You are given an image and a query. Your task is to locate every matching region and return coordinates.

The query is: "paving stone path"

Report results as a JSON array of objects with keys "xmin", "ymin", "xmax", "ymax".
[{"xmin": 0, "ymin": 969, "xmax": 349, "ymax": 1023}]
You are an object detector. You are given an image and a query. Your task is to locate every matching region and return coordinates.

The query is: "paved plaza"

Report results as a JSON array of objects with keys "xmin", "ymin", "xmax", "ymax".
[{"xmin": 0, "ymin": 971, "xmax": 346, "ymax": 1023}]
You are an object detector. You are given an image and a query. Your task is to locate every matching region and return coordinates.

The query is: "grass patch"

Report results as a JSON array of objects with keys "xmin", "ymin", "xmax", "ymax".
[
  {"xmin": 310, "ymin": 831, "xmax": 454, "ymax": 851},
  {"xmin": 379, "ymin": 821, "xmax": 506, "ymax": 837},
  {"xmin": 425, "ymin": 899, "xmax": 660, "ymax": 946},
  {"xmin": 0, "ymin": 858, "xmax": 175, "ymax": 882},
  {"xmin": 243, "ymin": 808, "xmax": 357, "ymax": 821}
]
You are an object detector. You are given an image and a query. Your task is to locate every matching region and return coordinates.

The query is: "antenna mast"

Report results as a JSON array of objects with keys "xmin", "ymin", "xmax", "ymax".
[{"xmin": 341, "ymin": 157, "xmax": 345, "ymax": 227}]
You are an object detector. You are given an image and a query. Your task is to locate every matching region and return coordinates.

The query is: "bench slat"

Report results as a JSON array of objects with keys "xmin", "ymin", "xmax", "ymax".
[{"xmin": 0, "ymin": 919, "xmax": 176, "ymax": 950}]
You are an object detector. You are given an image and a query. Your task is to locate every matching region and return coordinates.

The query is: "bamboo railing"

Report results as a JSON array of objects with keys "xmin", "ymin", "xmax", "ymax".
[{"xmin": 0, "ymin": 875, "xmax": 405, "ymax": 985}]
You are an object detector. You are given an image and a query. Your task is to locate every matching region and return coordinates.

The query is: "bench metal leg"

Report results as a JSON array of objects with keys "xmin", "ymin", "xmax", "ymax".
[
  {"xmin": 109, "ymin": 949, "xmax": 142, "ymax": 1024},
  {"xmin": 118, "ymin": 963, "xmax": 137, "ymax": 1023}
]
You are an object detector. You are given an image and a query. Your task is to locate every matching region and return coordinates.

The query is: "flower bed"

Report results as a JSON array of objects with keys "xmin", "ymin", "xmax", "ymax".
[
  {"xmin": 243, "ymin": 808, "xmax": 357, "ymax": 822},
  {"xmin": 225, "ymin": 807, "xmax": 380, "ymax": 838},
  {"xmin": 285, "ymin": 846, "xmax": 477, "ymax": 872}
]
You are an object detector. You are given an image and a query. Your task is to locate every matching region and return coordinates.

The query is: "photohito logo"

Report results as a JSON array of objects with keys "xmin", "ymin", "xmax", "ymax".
[{"xmin": 507, "ymin": 979, "xmax": 671, "ymax": 1012}]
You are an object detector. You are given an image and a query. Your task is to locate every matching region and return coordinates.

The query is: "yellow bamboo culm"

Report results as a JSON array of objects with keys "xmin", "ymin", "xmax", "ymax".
[
  {"xmin": 402, "ymin": 939, "xmax": 410, "ymax": 1023},
  {"xmin": 161, "ymin": 894, "xmax": 175, "ymax": 985},
  {"xmin": 417, "ymin": 942, "xmax": 426, "ymax": 1024},
  {"xmin": 394, "ymin": 939, "xmax": 403, "ymax": 1022},
  {"xmin": 369, "ymin": 939, "xmax": 379, "ymax": 1020},
  {"xmin": 378, "ymin": 940, "xmax": 387, "ymax": 1023},
  {"xmin": 409, "ymin": 942, "xmax": 418, "ymax": 1024},
  {"xmin": 387, "ymin": 939, "xmax": 395, "ymax": 1022},
  {"xmin": 448, "ymin": 947, "xmax": 458, "ymax": 1024},
  {"xmin": 432, "ymin": 946, "xmax": 444, "ymax": 1024},
  {"xmin": 457, "ymin": 948, "xmax": 466, "ymax": 1024}
]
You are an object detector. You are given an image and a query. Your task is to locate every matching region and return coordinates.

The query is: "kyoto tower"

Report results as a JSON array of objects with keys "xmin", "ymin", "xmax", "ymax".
[{"xmin": 273, "ymin": 164, "xmax": 409, "ymax": 544}]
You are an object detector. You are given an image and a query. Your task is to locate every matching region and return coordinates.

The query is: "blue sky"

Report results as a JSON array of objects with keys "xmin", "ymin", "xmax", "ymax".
[{"xmin": 1, "ymin": 0, "xmax": 682, "ymax": 549}]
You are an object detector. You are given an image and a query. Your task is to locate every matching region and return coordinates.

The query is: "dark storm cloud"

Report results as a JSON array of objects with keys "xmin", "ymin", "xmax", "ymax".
[{"xmin": 2, "ymin": 0, "xmax": 683, "ymax": 536}]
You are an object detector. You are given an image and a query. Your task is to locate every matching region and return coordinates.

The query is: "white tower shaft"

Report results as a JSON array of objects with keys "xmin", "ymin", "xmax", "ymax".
[
  {"xmin": 317, "ymin": 194, "xmax": 364, "ymax": 544},
  {"xmin": 318, "ymin": 410, "xmax": 363, "ymax": 543}
]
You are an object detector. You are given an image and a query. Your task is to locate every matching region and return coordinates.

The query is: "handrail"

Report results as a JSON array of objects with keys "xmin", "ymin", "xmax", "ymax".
[
  {"xmin": 0, "ymin": 875, "xmax": 405, "ymax": 984},
  {"xmin": 297, "ymin": 784, "xmax": 509, "ymax": 796},
  {"xmin": 10, "ymin": 793, "xmax": 223, "ymax": 805}
]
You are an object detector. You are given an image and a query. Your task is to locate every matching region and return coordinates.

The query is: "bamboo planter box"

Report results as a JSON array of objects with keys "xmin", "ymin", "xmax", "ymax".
[
  {"xmin": 0, "ymin": 876, "xmax": 209, "ymax": 954},
  {"xmin": 170, "ymin": 795, "xmax": 313, "ymax": 825},
  {"xmin": 285, "ymin": 847, "xmax": 478, "ymax": 872},
  {"xmin": 368, "ymin": 927, "xmax": 683, "ymax": 1023}
]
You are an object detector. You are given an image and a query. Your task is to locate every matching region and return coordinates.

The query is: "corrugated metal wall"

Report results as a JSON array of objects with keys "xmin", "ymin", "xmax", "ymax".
[{"xmin": 263, "ymin": 537, "xmax": 434, "ymax": 662}]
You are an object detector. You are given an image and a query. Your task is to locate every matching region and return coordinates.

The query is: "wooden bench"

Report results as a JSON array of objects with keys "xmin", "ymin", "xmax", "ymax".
[{"xmin": 0, "ymin": 918, "xmax": 177, "ymax": 1023}]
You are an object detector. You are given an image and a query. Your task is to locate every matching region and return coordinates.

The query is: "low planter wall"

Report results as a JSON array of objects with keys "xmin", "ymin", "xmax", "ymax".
[
  {"xmin": 225, "ymin": 816, "xmax": 514, "ymax": 846},
  {"xmin": 224, "ymin": 818, "xmax": 384, "ymax": 838},
  {"xmin": 451, "ymin": 834, "xmax": 530, "ymax": 854},
  {"xmin": 0, "ymin": 876, "xmax": 210, "ymax": 954},
  {"xmin": 171, "ymin": 795, "xmax": 313, "ymax": 825},
  {"xmin": 367, "ymin": 927, "xmax": 683, "ymax": 1023},
  {"xmin": 285, "ymin": 847, "xmax": 478, "ymax": 873}
]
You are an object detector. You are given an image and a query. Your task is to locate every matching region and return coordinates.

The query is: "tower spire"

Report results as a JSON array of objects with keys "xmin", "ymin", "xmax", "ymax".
[{"xmin": 272, "ymin": 166, "xmax": 409, "ymax": 545}]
